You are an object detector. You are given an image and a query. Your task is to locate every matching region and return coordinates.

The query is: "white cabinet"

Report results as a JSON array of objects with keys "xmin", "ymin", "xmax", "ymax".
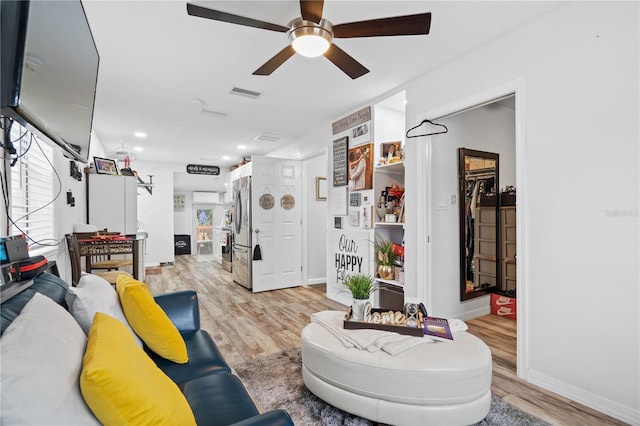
[{"xmin": 87, "ymin": 174, "xmax": 137, "ymax": 234}]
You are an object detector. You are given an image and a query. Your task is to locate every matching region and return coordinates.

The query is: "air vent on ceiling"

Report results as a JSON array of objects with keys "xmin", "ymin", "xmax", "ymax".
[
  {"xmin": 201, "ymin": 108, "xmax": 228, "ymax": 118},
  {"xmin": 230, "ymin": 87, "xmax": 262, "ymax": 99},
  {"xmin": 254, "ymin": 132, "xmax": 280, "ymax": 142}
]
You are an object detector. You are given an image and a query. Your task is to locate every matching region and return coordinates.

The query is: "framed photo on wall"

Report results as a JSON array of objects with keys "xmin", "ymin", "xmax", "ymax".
[
  {"xmin": 348, "ymin": 143, "xmax": 373, "ymax": 191},
  {"xmin": 362, "ymin": 206, "xmax": 373, "ymax": 229},
  {"xmin": 94, "ymin": 157, "xmax": 119, "ymax": 175},
  {"xmin": 380, "ymin": 141, "xmax": 402, "ymax": 164},
  {"xmin": 349, "ymin": 210, "xmax": 360, "ymax": 227},
  {"xmin": 352, "ymin": 123, "xmax": 369, "ymax": 139},
  {"xmin": 316, "ymin": 177, "xmax": 327, "ymax": 201}
]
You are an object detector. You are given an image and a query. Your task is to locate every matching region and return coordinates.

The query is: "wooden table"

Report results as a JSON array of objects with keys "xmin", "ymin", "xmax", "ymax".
[{"xmin": 77, "ymin": 237, "xmax": 139, "ymax": 280}]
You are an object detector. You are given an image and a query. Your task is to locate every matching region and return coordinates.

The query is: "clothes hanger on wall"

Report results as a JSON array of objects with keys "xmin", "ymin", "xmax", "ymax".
[{"xmin": 406, "ymin": 119, "xmax": 449, "ymax": 138}]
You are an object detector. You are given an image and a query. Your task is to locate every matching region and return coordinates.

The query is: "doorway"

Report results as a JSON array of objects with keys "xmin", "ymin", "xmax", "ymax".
[
  {"xmin": 194, "ymin": 205, "xmax": 214, "ymax": 256},
  {"xmin": 421, "ymin": 81, "xmax": 525, "ymax": 378}
]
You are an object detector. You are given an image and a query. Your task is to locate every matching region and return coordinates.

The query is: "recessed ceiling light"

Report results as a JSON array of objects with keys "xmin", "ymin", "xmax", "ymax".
[
  {"xmin": 238, "ymin": 145, "xmax": 247, "ymax": 150},
  {"xmin": 133, "ymin": 147, "xmax": 143, "ymax": 152},
  {"xmin": 222, "ymin": 155, "xmax": 230, "ymax": 160},
  {"xmin": 134, "ymin": 132, "xmax": 147, "ymax": 138}
]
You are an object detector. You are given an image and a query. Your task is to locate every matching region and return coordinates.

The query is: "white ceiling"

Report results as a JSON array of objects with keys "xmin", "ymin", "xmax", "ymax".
[{"xmin": 82, "ymin": 1, "xmax": 565, "ymax": 190}]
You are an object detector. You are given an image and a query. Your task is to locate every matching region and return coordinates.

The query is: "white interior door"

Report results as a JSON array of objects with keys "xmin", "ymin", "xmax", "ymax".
[{"xmin": 251, "ymin": 156, "xmax": 302, "ymax": 292}]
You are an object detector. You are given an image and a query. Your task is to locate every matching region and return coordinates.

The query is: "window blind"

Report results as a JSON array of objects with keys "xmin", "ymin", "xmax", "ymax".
[{"xmin": 9, "ymin": 122, "xmax": 57, "ymax": 253}]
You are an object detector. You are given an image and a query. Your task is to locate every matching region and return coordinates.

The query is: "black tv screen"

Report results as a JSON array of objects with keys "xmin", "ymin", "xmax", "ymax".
[{"xmin": 1, "ymin": 0, "xmax": 99, "ymax": 163}]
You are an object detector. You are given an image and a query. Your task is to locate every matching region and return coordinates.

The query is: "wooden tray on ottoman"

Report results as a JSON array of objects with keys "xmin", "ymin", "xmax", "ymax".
[{"xmin": 343, "ymin": 308, "xmax": 424, "ymax": 337}]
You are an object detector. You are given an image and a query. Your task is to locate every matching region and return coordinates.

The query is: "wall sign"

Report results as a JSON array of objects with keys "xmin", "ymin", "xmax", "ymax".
[
  {"xmin": 332, "ymin": 136, "xmax": 348, "ymax": 187},
  {"xmin": 332, "ymin": 106, "xmax": 371, "ymax": 135},
  {"xmin": 186, "ymin": 164, "xmax": 220, "ymax": 175},
  {"xmin": 280, "ymin": 194, "xmax": 295, "ymax": 210},
  {"xmin": 334, "ymin": 231, "xmax": 369, "ymax": 288},
  {"xmin": 259, "ymin": 193, "xmax": 275, "ymax": 210}
]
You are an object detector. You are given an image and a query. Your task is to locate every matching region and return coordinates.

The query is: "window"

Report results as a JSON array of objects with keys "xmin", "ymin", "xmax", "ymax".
[{"xmin": 8, "ymin": 121, "xmax": 58, "ymax": 253}]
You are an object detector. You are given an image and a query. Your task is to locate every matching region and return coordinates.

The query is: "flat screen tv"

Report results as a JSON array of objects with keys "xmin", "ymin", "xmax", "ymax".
[{"xmin": 1, "ymin": 0, "xmax": 99, "ymax": 163}]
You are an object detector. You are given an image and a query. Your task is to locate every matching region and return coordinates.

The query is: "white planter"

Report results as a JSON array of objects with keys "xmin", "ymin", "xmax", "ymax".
[{"xmin": 351, "ymin": 298, "xmax": 371, "ymax": 321}]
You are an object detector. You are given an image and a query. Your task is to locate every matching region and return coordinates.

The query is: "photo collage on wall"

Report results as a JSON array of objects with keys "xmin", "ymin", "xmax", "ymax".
[{"xmin": 331, "ymin": 106, "xmax": 376, "ymax": 230}]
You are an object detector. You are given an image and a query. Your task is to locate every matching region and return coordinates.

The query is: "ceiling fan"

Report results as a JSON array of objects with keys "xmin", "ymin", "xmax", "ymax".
[{"xmin": 186, "ymin": 1, "xmax": 431, "ymax": 79}]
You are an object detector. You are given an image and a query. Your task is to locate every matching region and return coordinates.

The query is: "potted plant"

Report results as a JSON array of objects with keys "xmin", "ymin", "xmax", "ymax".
[
  {"xmin": 374, "ymin": 236, "xmax": 398, "ymax": 280},
  {"xmin": 342, "ymin": 273, "xmax": 377, "ymax": 321}
]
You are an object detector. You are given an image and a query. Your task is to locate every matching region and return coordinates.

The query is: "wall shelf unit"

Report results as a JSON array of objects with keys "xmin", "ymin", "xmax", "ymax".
[
  {"xmin": 326, "ymin": 91, "xmax": 407, "ymax": 309},
  {"xmin": 373, "ymin": 161, "xmax": 405, "ymax": 308}
]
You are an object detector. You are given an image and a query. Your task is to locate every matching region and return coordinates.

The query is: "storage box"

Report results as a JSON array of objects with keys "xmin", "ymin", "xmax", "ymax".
[
  {"xmin": 479, "ymin": 193, "xmax": 497, "ymax": 206},
  {"xmin": 501, "ymin": 192, "xmax": 516, "ymax": 206},
  {"xmin": 490, "ymin": 293, "xmax": 516, "ymax": 320}
]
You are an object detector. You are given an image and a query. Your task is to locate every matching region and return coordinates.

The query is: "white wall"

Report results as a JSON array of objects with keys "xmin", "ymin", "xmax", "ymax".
[
  {"xmin": 402, "ymin": 2, "xmax": 638, "ymax": 423},
  {"xmin": 302, "ymin": 152, "xmax": 328, "ymax": 285},
  {"xmin": 173, "ymin": 191, "xmax": 194, "ymax": 236},
  {"xmin": 374, "ymin": 104, "xmax": 405, "ymax": 146},
  {"xmin": 133, "ymin": 160, "xmax": 176, "ymax": 266}
]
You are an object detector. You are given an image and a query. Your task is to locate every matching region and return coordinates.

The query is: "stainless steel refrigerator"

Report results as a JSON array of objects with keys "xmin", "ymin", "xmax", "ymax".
[{"xmin": 232, "ymin": 176, "xmax": 252, "ymax": 289}]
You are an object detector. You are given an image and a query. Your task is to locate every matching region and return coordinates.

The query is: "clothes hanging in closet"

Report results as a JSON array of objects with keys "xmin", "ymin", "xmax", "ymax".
[{"xmin": 463, "ymin": 176, "xmax": 496, "ymax": 283}]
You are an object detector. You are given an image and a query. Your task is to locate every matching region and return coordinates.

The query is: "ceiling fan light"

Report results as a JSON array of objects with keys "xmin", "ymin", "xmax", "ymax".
[
  {"xmin": 288, "ymin": 19, "xmax": 332, "ymax": 58},
  {"xmin": 292, "ymin": 35, "xmax": 330, "ymax": 57}
]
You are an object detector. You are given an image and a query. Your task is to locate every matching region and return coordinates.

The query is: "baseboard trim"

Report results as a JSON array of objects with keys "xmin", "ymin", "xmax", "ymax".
[
  {"xmin": 527, "ymin": 370, "xmax": 639, "ymax": 425},
  {"xmin": 305, "ymin": 277, "xmax": 326, "ymax": 285},
  {"xmin": 458, "ymin": 306, "xmax": 491, "ymax": 321}
]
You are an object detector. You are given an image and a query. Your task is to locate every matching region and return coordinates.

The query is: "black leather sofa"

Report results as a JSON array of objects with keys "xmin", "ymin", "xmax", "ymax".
[{"xmin": 0, "ymin": 273, "xmax": 293, "ymax": 426}]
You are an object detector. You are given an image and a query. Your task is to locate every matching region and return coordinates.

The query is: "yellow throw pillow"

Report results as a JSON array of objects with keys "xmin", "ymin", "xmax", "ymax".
[
  {"xmin": 116, "ymin": 275, "xmax": 188, "ymax": 363},
  {"xmin": 80, "ymin": 313, "xmax": 196, "ymax": 426}
]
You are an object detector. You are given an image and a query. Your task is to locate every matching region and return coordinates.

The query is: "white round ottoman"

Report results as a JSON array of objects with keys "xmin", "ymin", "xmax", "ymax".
[{"xmin": 301, "ymin": 311, "xmax": 492, "ymax": 426}]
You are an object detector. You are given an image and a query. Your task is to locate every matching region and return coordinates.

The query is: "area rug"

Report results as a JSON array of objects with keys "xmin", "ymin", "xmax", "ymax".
[{"xmin": 233, "ymin": 348, "xmax": 549, "ymax": 426}]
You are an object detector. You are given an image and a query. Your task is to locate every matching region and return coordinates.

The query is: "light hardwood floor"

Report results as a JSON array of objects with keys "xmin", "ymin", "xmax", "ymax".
[{"xmin": 145, "ymin": 255, "xmax": 626, "ymax": 426}]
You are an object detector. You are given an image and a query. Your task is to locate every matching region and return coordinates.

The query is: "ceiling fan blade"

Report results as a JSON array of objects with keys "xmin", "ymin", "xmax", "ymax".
[
  {"xmin": 253, "ymin": 45, "xmax": 297, "ymax": 76},
  {"xmin": 333, "ymin": 13, "xmax": 431, "ymax": 38},
  {"xmin": 300, "ymin": 0, "xmax": 324, "ymax": 24},
  {"xmin": 187, "ymin": 3, "xmax": 289, "ymax": 33},
  {"xmin": 324, "ymin": 44, "xmax": 369, "ymax": 80}
]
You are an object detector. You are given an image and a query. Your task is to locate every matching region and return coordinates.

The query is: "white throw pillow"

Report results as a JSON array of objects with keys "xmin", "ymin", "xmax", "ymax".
[
  {"xmin": 65, "ymin": 273, "xmax": 143, "ymax": 347},
  {"xmin": 0, "ymin": 293, "xmax": 101, "ymax": 425}
]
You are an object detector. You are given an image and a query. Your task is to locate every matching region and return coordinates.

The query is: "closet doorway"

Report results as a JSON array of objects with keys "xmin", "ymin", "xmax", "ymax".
[{"xmin": 424, "ymin": 88, "xmax": 522, "ymax": 377}]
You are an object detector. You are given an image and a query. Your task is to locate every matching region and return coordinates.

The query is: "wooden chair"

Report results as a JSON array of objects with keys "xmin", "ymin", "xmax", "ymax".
[
  {"xmin": 65, "ymin": 234, "xmax": 132, "ymax": 286},
  {"xmin": 90, "ymin": 255, "xmax": 132, "ymax": 272}
]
